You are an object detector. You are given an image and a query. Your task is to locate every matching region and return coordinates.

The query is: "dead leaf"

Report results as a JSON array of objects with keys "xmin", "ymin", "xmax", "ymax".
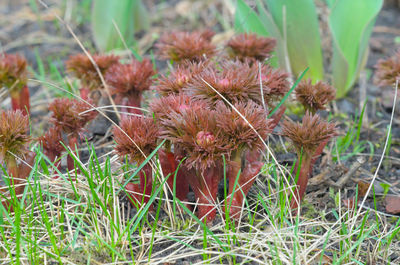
[
  {"xmin": 358, "ymin": 181, "xmax": 370, "ymax": 198},
  {"xmin": 385, "ymin": 195, "xmax": 400, "ymax": 214}
]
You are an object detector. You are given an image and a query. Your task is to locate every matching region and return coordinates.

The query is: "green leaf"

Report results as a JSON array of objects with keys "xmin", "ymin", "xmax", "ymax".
[
  {"xmin": 263, "ymin": 0, "xmax": 324, "ymax": 81},
  {"xmin": 91, "ymin": 0, "xmax": 149, "ymax": 52},
  {"xmin": 329, "ymin": 0, "xmax": 383, "ymax": 98},
  {"xmin": 235, "ymin": 0, "xmax": 269, "ymax": 35}
]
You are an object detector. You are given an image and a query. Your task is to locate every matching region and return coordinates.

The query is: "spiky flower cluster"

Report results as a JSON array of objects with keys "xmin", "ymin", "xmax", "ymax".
[
  {"xmin": 374, "ymin": 50, "xmax": 400, "ymax": 87},
  {"xmin": 106, "ymin": 59, "xmax": 155, "ymax": 96},
  {"xmin": 156, "ymin": 61, "xmax": 207, "ymax": 96},
  {"xmin": 0, "ymin": 110, "xmax": 30, "ymax": 164},
  {"xmin": 113, "ymin": 116, "xmax": 160, "ymax": 163},
  {"xmin": 282, "ymin": 112, "xmax": 337, "ymax": 155},
  {"xmin": 259, "ymin": 64, "xmax": 290, "ymax": 106},
  {"xmin": 156, "ymin": 31, "xmax": 216, "ymax": 63},
  {"xmin": 0, "ymin": 53, "xmax": 28, "ymax": 94},
  {"xmin": 227, "ymin": 33, "xmax": 276, "ymax": 62},
  {"xmin": 49, "ymin": 98, "xmax": 97, "ymax": 134},
  {"xmin": 66, "ymin": 53, "xmax": 119, "ymax": 90},
  {"xmin": 295, "ymin": 79, "xmax": 335, "ymax": 113},
  {"xmin": 185, "ymin": 60, "xmax": 260, "ymax": 105}
]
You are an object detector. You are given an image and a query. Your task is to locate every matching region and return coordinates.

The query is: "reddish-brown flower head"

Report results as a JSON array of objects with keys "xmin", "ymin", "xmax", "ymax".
[
  {"xmin": 215, "ymin": 101, "xmax": 272, "ymax": 153},
  {"xmin": 156, "ymin": 31, "xmax": 216, "ymax": 63},
  {"xmin": 374, "ymin": 50, "xmax": 400, "ymax": 87},
  {"xmin": 282, "ymin": 112, "xmax": 337, "ymax": 156},
  {"xmin": 38, "ymin": 127, "xmax": 64, "ymax": 160},
  {"xmin": 184, "ymin": 60, "xmax": 260, "ymax": 105},
  {"xmin": 66, "ymin": 53, "xmax": 119, "ymax": 90},
  {"xmin": 259, "ymin": 64, "xmax": 290, "ymax": 106},
  {"xmin": 49, "ymin": 98, "xmax": 97, "ymax": 134},
  {"xmin": 155, "ymin": 61, "xmax": 207, "ymax": 96},
  {"xmin": 295, "ymin": 79, "xmax": 336, "ymax": 113},
  {"xmin": 227, "ymin": 33, "xmax": 276, "ymax": 62},
  {"xmin": 0, "ymin": 53, "xmax": 28, "ymax": 95},
  {"xmin": 113, "ymin": 116, "xmax": 159, "ymax": 163},
  {"xmin": 160, "ymin": 107, "xmax": 230, "ymax": 171},
  {"xmin": 150, "ymin": 93, "xmax": 209, "ymax": 121},
  {"xmin": 106, "ymin": 59, "xmax": 155, "ymax": 97},
  {"xmin": 0, "ymin": 110, "xmax": 30, "ymax": 163}
]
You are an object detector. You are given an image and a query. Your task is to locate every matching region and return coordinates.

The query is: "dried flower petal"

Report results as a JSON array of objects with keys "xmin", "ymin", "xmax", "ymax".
[
  {"xmin": 227, "ymin": 33, "xmax": 276, "ymax": 62},
  {"xmin": 0, "ymin": 110, "xmax": 30, "ymax": 163},
  {"xmin": 156, "ymin": 31, "xmax": 216, "ymax": 63},
  {"xmin": 66, "ymin": 53, "xmax": 119, "ymax": 90},
  {"xmin": 106, "ymin": 59, "xmax": 155, "ymax": 96},
  {"xmin": 113, "ymin": 116, "xmax": 159, "ymax": 163},
  {"xmin": 215, "ymin": 101, "xmax": 272, "ymax": 152},
  {"xmin": 295, "ymin": 79, "xmax": 335, "ymax": 113},
  {"xmin": 282, "ymin": 112, "xmax": 337, "ymax": 155},
  {"xmin": 374, "ymin": 50, "xmax": 400, "ymax": 87},
  {"xmin": 0, "ymin": 53, "xmax": 28, "ymax": 94},
  {"xmin": 49, "ymin": 98, "xmax": 97, "ymax": 134}
]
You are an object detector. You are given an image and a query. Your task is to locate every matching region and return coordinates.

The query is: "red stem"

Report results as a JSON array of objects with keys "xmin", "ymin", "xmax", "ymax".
[
  {"xmin": 67, "ymin": 134, "xmax": 79, "ymax": 171},
  {"xmin": 188, "ymin": 166, "xmax": 222, "ymax": 222},
  {"xmin": 290, "ymin": 154, "xmax": 312, "ymax": 210},
  {"xmin": 126, "ymin": 163, "xmax": 153, "ymax": 211},
  {"xmin": 126, "ymin": 92, "xmax": 142, "ymax": 115},
  {"xmin": 11, "ymin": 85, "xmax": 30, "ymax": 116},
  {"xmin": 227, "ymin": 161, "xmax": 263, "ymax": 219},
  {"xmin": 158, "ymin": 149, "xmax": 189, "ymax": 202}
]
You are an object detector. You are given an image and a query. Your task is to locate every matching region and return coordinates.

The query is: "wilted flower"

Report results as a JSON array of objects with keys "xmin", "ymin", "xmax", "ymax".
[
  {"xmin": 184, "ymin": 60, "xmax": 260, "ymax": 105},
  {"xmin": 49, "ymin": 98, "xmax": 97, "ymax": 134},
  {"xmin": 374, "ymin": 50, "xmax": 400, "ymax": 87},
  {"xmin": 156, "ymin": 61, "xmax": 207, "ymax": 96},
  {"xmin": 66, "ymin": 53, "xmax": 119, "ymax": 90},
  {"xmin": 156, "ymin": 31, "xmax": 216, "ymax": 63},
  {"xmin": 113, "ymin": 116, "xmax": 159, "ymax": 163},
  {"xmin": 295, "ymin": 79, "xmax": 335, "ymax": 113},
  {"xmin": 0, "ymin": 110, "xmax": 30, "ymax": 164},
  {"xmin": 227, "ymin": 33, "xmax": 276, "ymax": 62}
]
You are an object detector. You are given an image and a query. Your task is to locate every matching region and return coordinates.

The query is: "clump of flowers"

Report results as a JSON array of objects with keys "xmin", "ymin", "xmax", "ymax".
[
  {"xmin": 156, "ymin": 31, "xmax": 216, "ymax": 63},
  {"xmin": 0, "ymin": 53, "xmax": 30, "ymax": 115},
  {"xmin": 282, "ymin": 112, "xmax": 337, "ymax": 210},
  {"xmin": 66, "ymin": 53, "xmax": 119, "ymax": 102},
  {"xmin": 374, "ymin": 50, "xmax": 400, "ymax": 87},
  {"xmin": 106, "ymin": 59, "xmax": 155, "ymax": 115},
  {"xmin": 113, "ymin": 116, "xmax": 159, "ymax": 210},
  {"xmin": 295, "ymin": 79, "xmax": 335, "ymax": 114},
  {"xmin": 49, "ymin": 98, "xmax": 97, "ymax": 170},
  {"xmin": 0, "ymin": 110, "xmax": 35, "ymax": 209},
  {"xmin": 226, "ymin": 33, "xmax": 276, "ymax": 63}
]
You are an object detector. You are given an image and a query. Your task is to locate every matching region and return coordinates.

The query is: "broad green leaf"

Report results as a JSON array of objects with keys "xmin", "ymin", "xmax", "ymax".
[
  {"xmin": 263, "ymin": 0, "xmax": 324, "ymax": 81},
  {"xmin": 329, "ymin": 0, "xmax": 383, "ymax": 98},
  {"xmin": 235, "ymin": 0, "xmax": 269, "ymax": 36},
  {"xmin": 91, "ymin": 0, "xmax": 149, "ymax": 52}
]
